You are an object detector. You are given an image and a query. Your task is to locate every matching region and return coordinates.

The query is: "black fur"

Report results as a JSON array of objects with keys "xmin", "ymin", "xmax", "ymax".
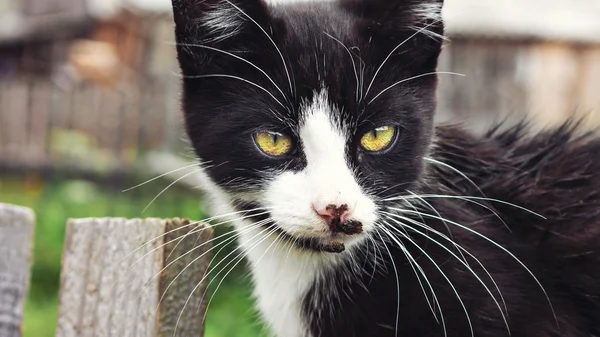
[
  {"xmin": 305, "ymin": 123, "xmax": 600, "ymax": 336},
  {"xmin": 171, "ymin": 0, "xmax": 600, "ymax": 336}
]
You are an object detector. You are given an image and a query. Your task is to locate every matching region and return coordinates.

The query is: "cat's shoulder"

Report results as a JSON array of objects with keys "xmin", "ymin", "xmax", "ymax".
[
  {"xmin": 433, "ymin": 120, "xmax": 600, "ymax": 193},
  {"xmin": 432, "ymin": 121, "xmax": 600, "ymax": 233}
]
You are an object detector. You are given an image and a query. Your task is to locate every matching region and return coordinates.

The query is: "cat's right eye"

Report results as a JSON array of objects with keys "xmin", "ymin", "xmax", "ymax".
[
  {"xmin": 254, "ymin": 131, "xmax": 294, "ymax": 157},
  {"xmin": 360, "ymin": 126, "xmax": 397, "ymax": 152}
]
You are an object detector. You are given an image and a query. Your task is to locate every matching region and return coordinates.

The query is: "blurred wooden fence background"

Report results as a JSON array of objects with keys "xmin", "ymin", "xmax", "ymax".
[
  {"xmin": 0, "ymin": 202, "xmax": 212, "ymax": 337},
  {"xmin": 0, "ymin": 78, "xmax": 181, "ymax": 174},
  {"xmin": 1, "ymin": 0, "xmax": 599, "ymax": 176}
]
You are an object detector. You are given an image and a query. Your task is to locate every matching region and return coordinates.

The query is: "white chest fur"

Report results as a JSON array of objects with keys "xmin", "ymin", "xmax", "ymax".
[{"xmin": 237, "ymin": 225, "xmax": 328, "ymax": 337}]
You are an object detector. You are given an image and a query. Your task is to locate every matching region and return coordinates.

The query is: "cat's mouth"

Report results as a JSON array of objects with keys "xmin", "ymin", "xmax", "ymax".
[
  {"xmin": 235, "ymin": 201, "xmax": 351, "ymax": 253},
  {"xmin": 270, "ymin": 225, "xmax": 349, "ymax": 253}
]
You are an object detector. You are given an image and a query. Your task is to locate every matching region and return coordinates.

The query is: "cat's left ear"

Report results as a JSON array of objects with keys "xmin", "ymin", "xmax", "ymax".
[
  {"xmin": 343, "ymin": 0, "xmax": 445, "ymax": 70},
  {"xmin": 171, "ymin": 0, "xmax": 273, "ymax": 73}
]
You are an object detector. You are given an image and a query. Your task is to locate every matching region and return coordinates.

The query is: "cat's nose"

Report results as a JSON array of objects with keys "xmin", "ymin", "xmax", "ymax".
[{"xmin": 314, "ymin": 203, "xmax": 351, "ymax": 227}]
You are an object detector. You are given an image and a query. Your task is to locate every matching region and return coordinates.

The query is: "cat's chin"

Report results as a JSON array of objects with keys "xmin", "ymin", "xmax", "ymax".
[{"xmin": 269, "ymin": 223, "xmax": 364, "ymax": 254}]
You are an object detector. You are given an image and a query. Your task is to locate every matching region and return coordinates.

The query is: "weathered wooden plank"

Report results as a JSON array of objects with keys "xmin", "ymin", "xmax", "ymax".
[
  {"xmin": 56, "ymin": 218, "xmax": 213, "ymax": 337},
  {"xmin": 0, "ymin": 203, "xmax": 36, "ymax": 337}
]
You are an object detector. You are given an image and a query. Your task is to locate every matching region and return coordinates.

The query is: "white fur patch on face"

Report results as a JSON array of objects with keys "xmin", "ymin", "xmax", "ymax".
[
  {"xmin": 264, "ymin": 89, "xmax": 377, "ymax": 242},
  {"xmin": 412, "ymin": 2, "xmax": 443, "ymax": 22},
  {"xmin": 192, "ymin": 88, "xmax": 377, "ymax": 337},
  {"xmin": 202, "ymin": 3, "xmax": 245, "ymax": 43},
  {"xmin": 411, "ymin": 2, "xmax": 446, "ymax": 40}
]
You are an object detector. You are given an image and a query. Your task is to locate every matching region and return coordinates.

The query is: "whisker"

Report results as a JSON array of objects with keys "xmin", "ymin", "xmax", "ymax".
[
  {"xmin": 173, "ymin": 222, "xmax": 277, "ymax": 336},
  {"xmin": 111, "ymin": 207, "xmax": 272, "ymax": 273},
  {"xmin": 136, "ymin": 212, "xmax": 270, "ymax": 286},
  {"xmin": 201, "ymin": 226, "xmax": 283, "ymax": 326},
  {"xmin": 176, "ymin": 73, "xmax": 287, "ymax": 110},
  {"xmin": 223, "ymin": 0, "xmax": 294, "ymax": 96},
  {"xmin": 383, "ymin": 213, "xmax": 510, "ymax": 333},
  {"xmin": 393, "ymin": 208, "xmax": 558, "ymax": 326},
  {"xmin": 142, "ymin": 168, "xmax": 203, "ymax": 213},
  {"xmin": 169, "ymin": 42, "xmax": 290, "ymax": 105},
  {"xmin": 374, "ymin": 230, "xmax": 402, "ymax": 337},
  {"xmin": 380, "ymin": 222, "xmax": 442, "ymax": 324},
  {"xmin": 364, "ymin": 21, "xmax": 441, "ymax": 99},
  {"xmin": 379, "ymin": 225, "xmax": 473, "ymax": 337},
  {"xmin": 385, "ymin": 194, "xmax": 546, "ymax": 219},
  {"xmin": 404, "ymin": 191, "xmax": 468, "ymax": 264},
  {"xmin": 163, "ymin": 208, "xmax": 277, "ymax": 263},
  {"xmin": 141, "ymin": 221, "xmax": 263, "ymax": 309},
  {"xmin": 367, "ymin": 72, "xmax": 464, "ymax": 105},
  {"xmin": 424, "ymin": 157, "xmax": 485, "ymax": 198},
  {"xmin": 383, "ymin": 211, "xmax": 508, "ymax": 316},
  {"xmin": 121, "ymin": 163, "xmax": 201, "ymax": 192},
  {"xmin": 368, "ymin": 236, "xmax": 386, "ymax": 281},
  {"xmin": 407, "ymin": 190, "xmax": 511, "ymax": 233},
  {"xmin": 323, "ymin": 32, "xmax": 360, "ymax": 103}
]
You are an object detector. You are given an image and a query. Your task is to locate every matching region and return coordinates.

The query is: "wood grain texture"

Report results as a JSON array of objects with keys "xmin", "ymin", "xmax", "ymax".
[
  {"xmin": 56, "ymin": 218, "xmax": 213, "ymax": 337},
  {"xmin": 0, "ymin": 203, "xmax": 35, "ymax": 337}
]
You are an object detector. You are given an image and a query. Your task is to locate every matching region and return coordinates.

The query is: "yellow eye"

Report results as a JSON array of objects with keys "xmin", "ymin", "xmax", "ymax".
[
  {"xmin": 360, "ymin": 126, "xmax": 396, "ymax": 152},
  {"xmin": 255, "ymin": 131, "xmax": 293, "ymax": 157}
]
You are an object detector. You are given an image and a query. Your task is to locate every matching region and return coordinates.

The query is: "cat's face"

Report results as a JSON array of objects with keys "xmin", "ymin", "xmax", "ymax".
[{"xmin": 172, "ymin": 0, "xmax": 444, "ymax": 253}]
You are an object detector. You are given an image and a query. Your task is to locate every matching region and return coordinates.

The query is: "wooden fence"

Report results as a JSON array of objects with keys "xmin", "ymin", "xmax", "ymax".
[
  {"xmin": 0, "ymin": 202, "xmax": 213, "ymax": 337},
  {"xmin": 0, "ymin": 76, "xmax": 183, "ymax": 175}
]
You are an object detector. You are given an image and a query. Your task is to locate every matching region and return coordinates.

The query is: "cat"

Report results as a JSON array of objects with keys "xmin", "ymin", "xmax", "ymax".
[{"xmin": 170, "ymin": 0, "xmax": 600, "ymax": 336}]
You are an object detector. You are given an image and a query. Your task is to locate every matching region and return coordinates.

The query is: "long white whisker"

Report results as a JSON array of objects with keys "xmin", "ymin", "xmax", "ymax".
[
  {"xmin": 223, "ymin": 0, "xmax": 294, "ymax": 96},
  {"xmin": 112, "ymin": 207, "xmax": 272, "ymax": 271},
  {"xmin": 122, "ymin": 163, "xmax": 201, "ymax": 192},
  {"xmin": 383, "ymin": 213, "xmax": 510, "ymax": 333},
  {"xmin": 374, "ymin": 230, "xmax": 401, "ymax": 337},
  {"xmin": 407, "ymin": 190, "xmax": 511, "ymax": 233},
  {"xmin": 367, "ymin": 72, "xmax": 464, "ymax": 105},
  {"xmin": 173, "ymin": 222, "xmax": 277, "ymax": 336},
  {"xmin": 158, "ymin": 219, "xmax": 269, "ymax": 317},
  {"xmin": 368, "ymin": 236, "xmax": 385, "ymax": 282},
  {"xmin": 404, "ymin": 191, "xmax": 469, "ymax": 264},
  {"xmin": 364, "ymin": 21, "xmax": 440, "ymax": 99},
  {"xmin": 142, "ymin": 169, "xmax": 202, "ymax": 213},
  {"xmin": 201, "ymin": 226, "xmax": 283, "ymax": 325},
  {"xmin": 385, "ymin": 194, "xmax": 546, "ymax": 219},
  {"xmin": 176, "ymin": 73, "xmax": 287, "ymax": 110},
  {"xmin": 380, "ymin": 225, "xmax": 473, "ymax": 337},
  {"xmin": 135, "ymin": 211, "xmax": 272, "ymax": 286},
  {"xmin": 323, "ymin": 32, "xmax": 360, "ymax": 102},
  {"xmin": 170, "ymin": 42, "xmax": 289, "ymax": 104},
  {"xmin": 381, "ymin": 221, "xmax": 441, "ymax": 324},
  {"xmin": 424, "ymin": 157, "xmax": 485, "ymax": 198},
  {"xmin": 385, "ymin": 211, "xmax": 508, "ymax": 314},
  {"xmin": 162, "ymin": 209, "xmax": 275, "ymax": 263},
  {"xmin": 145, "ymin": 221, "xmax": 264, "ymax": 310},
  {"xmin": 393, "ymin": 208, "xmax": 557, "ymax": 325},
  {"xmin": 134, "ymin": 225, "xmax": 240, "ymax": 310}
]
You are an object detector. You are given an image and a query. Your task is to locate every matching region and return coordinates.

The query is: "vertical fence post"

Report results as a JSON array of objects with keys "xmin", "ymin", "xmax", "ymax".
[
  {"xmin": 56, "ymin": 218, "xmax": 212, "ymax": 337},
  {"xmin": 0, "ymin": 203, "xmax": 35, "ymax": 337}
]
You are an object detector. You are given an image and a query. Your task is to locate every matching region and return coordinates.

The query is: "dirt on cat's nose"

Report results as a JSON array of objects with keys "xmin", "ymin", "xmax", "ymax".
[{"xmin": 314, "ymin": 204, "xmax": 363, "ymax": 235}]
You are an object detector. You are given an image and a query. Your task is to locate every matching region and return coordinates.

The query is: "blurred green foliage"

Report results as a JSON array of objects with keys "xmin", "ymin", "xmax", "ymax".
[{"xmin": 0, "ymin": 173, "xmax": 268, "ymax": 337}]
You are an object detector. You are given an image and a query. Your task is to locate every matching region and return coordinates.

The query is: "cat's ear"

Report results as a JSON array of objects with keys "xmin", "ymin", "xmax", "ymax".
[
  {"xmin": 343, "ymin": 0, "xmax": 445, "ymax": 70},
  {"xmin": 341, "ymin": 0, "xmax": 444, "ymax": 37},
  {"xmin": 171, "ymin": 0, "xmax": 273, "ymax": 73}
]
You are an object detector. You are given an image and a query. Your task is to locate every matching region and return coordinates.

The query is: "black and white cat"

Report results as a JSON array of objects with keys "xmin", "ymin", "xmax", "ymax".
[{"xmin": 170, "ymin": 0, "xmax": 600, "ymax": 336}]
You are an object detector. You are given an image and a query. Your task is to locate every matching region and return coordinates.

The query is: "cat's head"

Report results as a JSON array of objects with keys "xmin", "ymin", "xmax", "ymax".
[{"xmin": 172, "ymin": 0, "xmax": 444, "ymax": 253}]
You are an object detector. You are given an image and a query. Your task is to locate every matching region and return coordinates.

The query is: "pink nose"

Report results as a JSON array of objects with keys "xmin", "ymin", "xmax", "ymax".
[{"xmin": 314, "ymin": 204, "xmax": 351, "ymax": 228}]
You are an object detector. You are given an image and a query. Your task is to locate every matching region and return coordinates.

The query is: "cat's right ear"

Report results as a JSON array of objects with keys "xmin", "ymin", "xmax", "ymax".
[{"xmin": 171, "ymin": 0, "xmax": 272, "ymax": 73}]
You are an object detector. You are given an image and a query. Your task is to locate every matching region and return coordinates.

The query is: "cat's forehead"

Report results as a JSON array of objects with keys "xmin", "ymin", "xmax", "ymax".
[{"xmin": 263, "ymin": 3, "xmax": 366, "ymax": 125}]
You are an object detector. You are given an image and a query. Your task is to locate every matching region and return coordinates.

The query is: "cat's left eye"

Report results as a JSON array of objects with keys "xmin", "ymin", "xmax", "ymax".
[
  {"xmin": 254, "ymin": 131, "xmax": 294, "ymax": 157},
  {"xmin": 360, "ymin": 126, "xmax": 397, "ymax": 152}
]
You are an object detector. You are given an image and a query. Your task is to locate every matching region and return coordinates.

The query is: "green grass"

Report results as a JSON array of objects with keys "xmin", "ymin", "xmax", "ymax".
[{"xmin": 0, "ymin": 173, "xmax": 268, "ymax": 337}]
